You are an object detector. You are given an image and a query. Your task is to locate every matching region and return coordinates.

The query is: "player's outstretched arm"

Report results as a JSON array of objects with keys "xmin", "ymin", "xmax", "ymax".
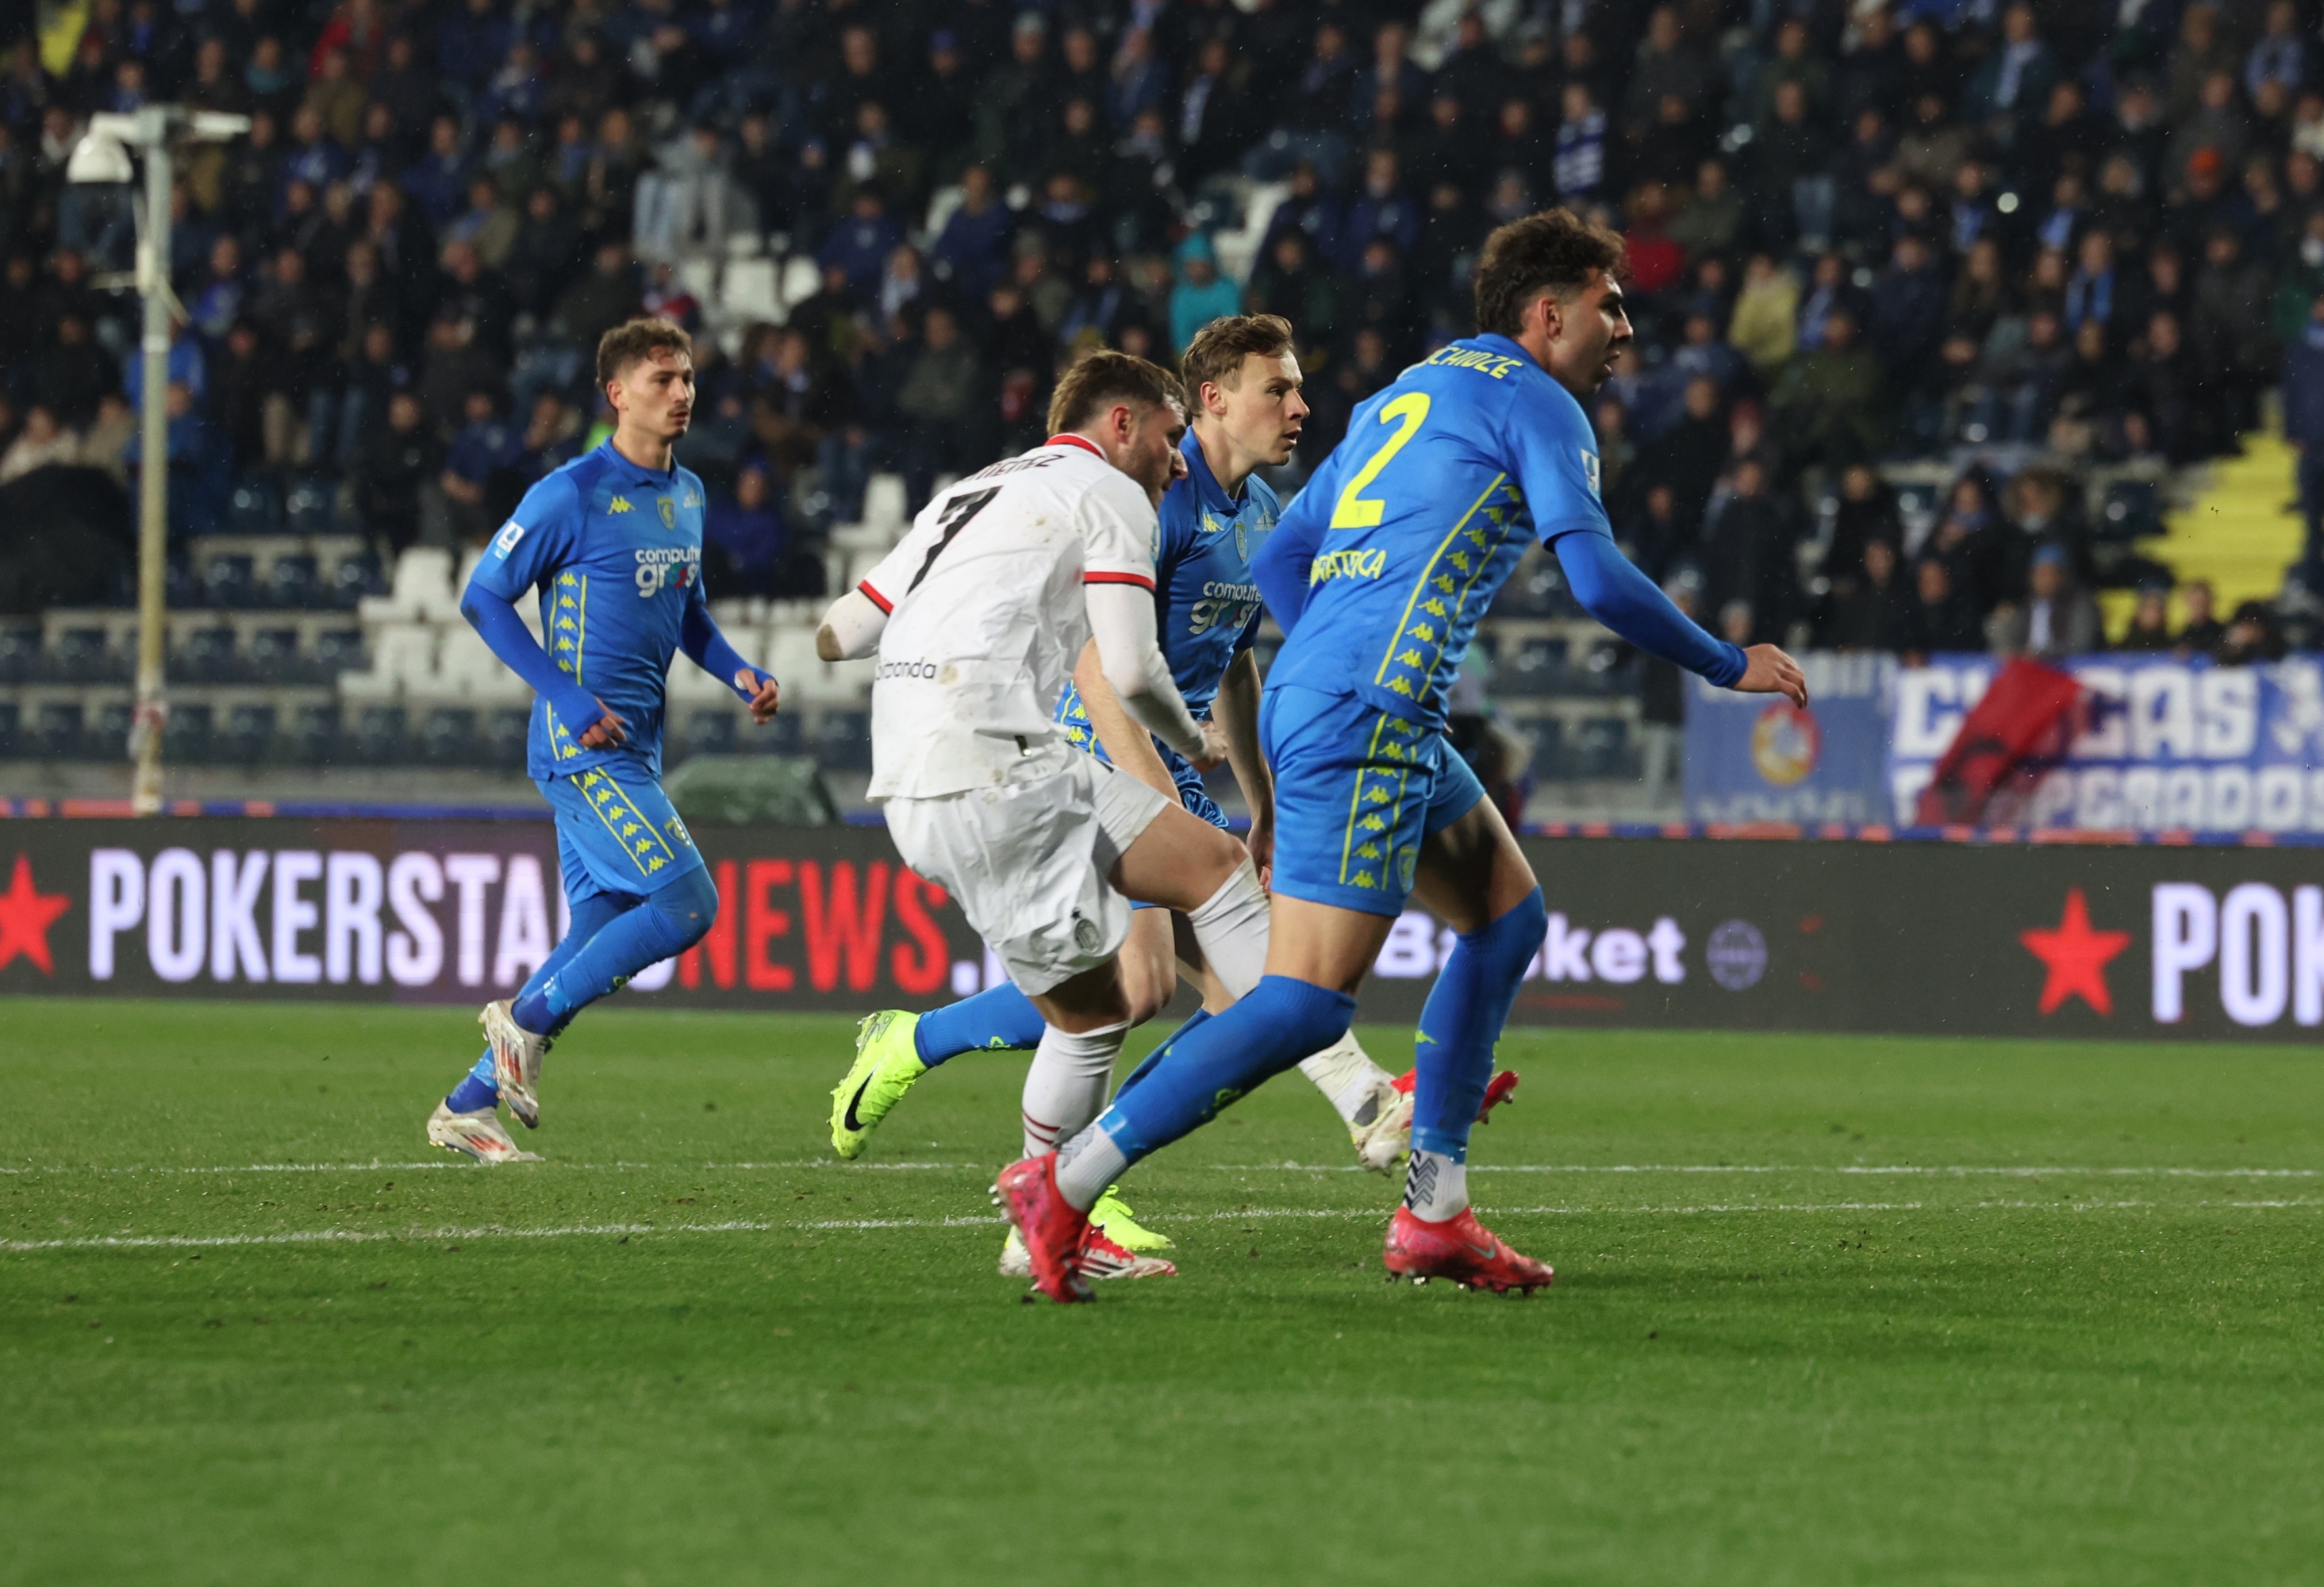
[
  {"xmin": 680, "ymin": 584, "xmax": 779, "ymax": 722},
  {"xmin": 460, "ymin": 584, "xmax": 630, "ymax": 747},
  {"xmin": 1554, "ymin": 530, "xmax": 1808, "ymax": 705},
  {"xmin": 1070, "ymin": 638, "xmax": 1185, "ymax": 799},
  {"xmin": 1086, "ymin": 582, "xmax": 1228, "ymax": 770},
  {"xmin": 816, "ymin": 588, "xmax": 886, "ymax": 662}
]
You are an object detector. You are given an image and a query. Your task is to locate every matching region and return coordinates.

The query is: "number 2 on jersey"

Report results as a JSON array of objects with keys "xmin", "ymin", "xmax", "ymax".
[
  {"xmin": 1329, "ymin": 393, "xmax": 1431, "ymax": 529},
  {"xmin": 907, "ymin": 486, "xmax": 1002, "ymax": 594}
]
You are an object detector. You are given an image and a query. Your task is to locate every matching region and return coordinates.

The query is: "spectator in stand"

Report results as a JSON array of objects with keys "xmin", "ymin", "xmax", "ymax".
[
  {"xmin": 2176, "ymin": 578, "xmax": 2228, "ymax": 655},
  {"xmin": 703, "ymin": 462, "xmax": 786, "ymax": 597},
  {"xmin": 2117, "ymin": 584, "xmax": 2178, "ymax": 651},
  {"xmin": 2218, "ymin": 600, "xmax": 2290, "ymax": 665},
  {"xmin": 1638, "ymin": 571, "xmax": 1700, "ymax": 809},
  {"xmin": 1906, "ymin": 556, "xmax": 1985, "ymax": 658},
  {"xmin": 438, "ymin": 386, "xmax": 524, "ymax": 544},
  {"xmin": 1993, "ymin": 545, "xmax": 2100, "ymax": 659},
  {"xmin": 1727, "ymin": 253, "xmax": 1798, "ymax": 377},
  {"xmin": 1701, "ymin": 455, "xmax": 1800, "ymax": 647},
  {"xmin": 893, "ymin": 304, "xmax": 985, "ymax": 512},
  {"xmin": 1167, "ymin": 234, "xmax": 1239, "ymax": 353},
  {"xmin": 2284, "ymin": 292, "xmax": 2324, "ymax": 573},
  {"xmin": 0, "ymin": 403, "xmax": 75, "ymax": 482},
  {"xmin": 1770, "ymin": 306, "xmax": 1884, "ymax": 471},
  {"xmin": 1817, "ymin": 536, "xmax": 1914, "ymax": 653}
]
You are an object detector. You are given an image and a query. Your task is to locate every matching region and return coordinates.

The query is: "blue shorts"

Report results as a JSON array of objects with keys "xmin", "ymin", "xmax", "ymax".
[
  {"xmin": 1058, "ymin": 682, "xmax": 1226, "ymax": 911},
  {"xmin": 1259, "ymin": 684, "xmax": 1485, "ymax": 919},
  {"xmin": 538, "ymin": 763, "xmax": 708, "ymax": 906}
]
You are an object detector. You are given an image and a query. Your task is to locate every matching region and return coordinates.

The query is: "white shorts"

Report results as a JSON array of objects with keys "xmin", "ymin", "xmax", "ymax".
[{"xmin": 882, "ymin": 756, "xmax": 1170, "ymax": 996}]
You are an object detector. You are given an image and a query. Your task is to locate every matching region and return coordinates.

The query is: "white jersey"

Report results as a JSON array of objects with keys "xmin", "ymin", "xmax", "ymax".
[{"xmin": 861, "ymin": 436, "xmax": 1159, "ymax": 800}]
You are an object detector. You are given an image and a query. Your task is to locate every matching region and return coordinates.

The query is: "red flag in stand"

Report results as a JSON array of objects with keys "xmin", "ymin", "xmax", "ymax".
[{"xmin": 1913, "ymin": 658, "xmax": 2084, "ymax": 826}]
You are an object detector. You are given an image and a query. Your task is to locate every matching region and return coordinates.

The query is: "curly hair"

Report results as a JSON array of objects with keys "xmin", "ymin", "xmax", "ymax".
[
  {"xmin": 596, "ymin": 317, "xmax": 693, "ymax": 392},
  {"xmin": 1473, "ymin": 209, "xmax": 1628, "ymax": 337}
]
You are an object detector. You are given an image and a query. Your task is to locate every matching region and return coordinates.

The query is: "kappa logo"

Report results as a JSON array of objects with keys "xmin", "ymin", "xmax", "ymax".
[{"xmin": 608, "ymin": 495, "xmax": 635, "ymax": 514}]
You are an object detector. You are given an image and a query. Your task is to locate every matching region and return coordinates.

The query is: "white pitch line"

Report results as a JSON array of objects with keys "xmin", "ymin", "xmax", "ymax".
[
  {"xmin": 9, "ymin": 1159, "xmax": 2323, "ymax": 1180},
  {"xmin": 0, "ymin": 1219, "xmax": 778, "ymax": 1253},
  {"xmin": 1220, "ymin": 1163, "xmax": 2324, "ymax": 1179},
  {"xmin": 17, "ymin": 1199, "xmax": 2319, "ymax": 1252}
]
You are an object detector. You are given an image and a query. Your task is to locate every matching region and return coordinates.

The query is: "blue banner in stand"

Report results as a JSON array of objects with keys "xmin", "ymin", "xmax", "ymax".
[
  {"xmin": 1683, "ymin": 653, "xmax": 1896, "ymax": 823},
  {"xmin": 1887, "ymin": 653, "xmax": 2324, "ymax": 832}
]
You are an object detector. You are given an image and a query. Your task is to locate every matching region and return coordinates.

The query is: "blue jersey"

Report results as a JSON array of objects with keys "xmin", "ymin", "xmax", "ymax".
[
  {"xmin": 469, "ymin": 440, "xmax": 709, "ymax": 780},
  {"xmin": 1258, "ymin": 333, "xmax": 1611, "ymax": 732},
  {"xmin": 1057, "ymin": 428, "xmax": 1273, "ymax": 758}
]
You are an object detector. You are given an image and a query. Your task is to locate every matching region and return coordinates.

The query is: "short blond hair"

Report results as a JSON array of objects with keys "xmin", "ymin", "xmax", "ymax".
[{"xmin": 1180, "ymin": 313, "xmax": 1295, "ymax": 404}]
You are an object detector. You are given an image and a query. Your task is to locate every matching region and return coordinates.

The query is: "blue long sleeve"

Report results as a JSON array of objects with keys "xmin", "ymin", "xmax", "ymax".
[
  {"xmin": 1553, "ymin": 530, "xmax": 1748, "ymax": 687},
  {"xmin": 1253, "ymin": 498, "xmax": 1327, "ymax": 637},
  {"xmin": 680, "ymin": 590, "xmax": 770, "ymax": 697},
  {"xmin": 462, "ymin": 586, "xmax": 605, "ymax": 728}
]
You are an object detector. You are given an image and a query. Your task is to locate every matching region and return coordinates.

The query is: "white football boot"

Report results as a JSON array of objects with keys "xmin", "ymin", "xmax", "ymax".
[
  {"xmin": 998, "ymin": 1224, "xmax": 1175, "ymax": 1281},
  {"xmin": 479, "ymin": 1000, "xmax": 552, "ymax": 1130},
  {"xmin": 427, "ymin": 1101, "xmax": 542, "ymax": 1163},
  {"xmin": 1349, "ymin": 1075, "xmax": 1415, "ymax": 1175}
]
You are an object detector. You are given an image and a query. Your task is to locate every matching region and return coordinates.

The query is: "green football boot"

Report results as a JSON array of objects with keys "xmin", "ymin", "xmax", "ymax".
[
  {"xmin": 1089, "ymin": 1185, "xmax": 1173, "ymax": 1252},
  {"xmin": 829, "ymin": 1011, "xmax": 928, "ymax": 1160}
]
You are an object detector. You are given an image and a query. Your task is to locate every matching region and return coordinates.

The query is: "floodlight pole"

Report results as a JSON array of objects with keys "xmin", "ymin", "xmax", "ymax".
[
  {"xmin": 74, "ymin": 107, "xmax": 247, "ymax": 813},
  {"xmin": 129, "ymin": 113, "xmax": 172, "ymax": 816}
]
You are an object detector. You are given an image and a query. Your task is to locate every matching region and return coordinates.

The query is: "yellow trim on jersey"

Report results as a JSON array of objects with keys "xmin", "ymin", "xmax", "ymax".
[{"xmin": 1370, "ymin": 472, "xmax": 1510, "ymax": 699}]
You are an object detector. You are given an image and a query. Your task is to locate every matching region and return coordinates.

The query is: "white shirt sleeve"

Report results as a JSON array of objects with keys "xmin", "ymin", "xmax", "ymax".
[
  {"xmin": 1086, "ymin": 582, "xmax": 1208, "ymax": 761},
  {"xmin": 816, "ymin": 589, "xmax": 887, "ymax": 661}
]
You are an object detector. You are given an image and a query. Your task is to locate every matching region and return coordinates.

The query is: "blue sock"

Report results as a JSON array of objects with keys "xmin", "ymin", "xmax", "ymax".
[
  {"xmin": 446, "ymin": 1051, "xmax": 497, "ymax": 1112},
  {"xmin": 1100, "ymin": 977, "xmax": 1356, "ymax": 1163},
  {"xmin": 513, "ymin": 868, "xmax": 718, "ymax": 1032},
  {"xmin": 1411, "ymin": 889, "xmax": 1546, "ymax": 1161},
  {"xmin": 912, "ymin": 981, "xmax": 1046, "ymax": 1068},
  {"xmin": 1112, "ymin": 1009, "xmax": 1212, "ymax": 1101},
  {"xmin": 445, "ymin": 889, "xmax": 630, "ymax": 1107}
]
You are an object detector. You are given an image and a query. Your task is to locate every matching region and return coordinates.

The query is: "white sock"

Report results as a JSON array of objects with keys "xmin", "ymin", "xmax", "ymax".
[
  {"xmin": 1401, "ymin": 1149, "xmax": 1469, "ymax": 1221},
  {"xmin": 1185, "ymin": 857, "xmax": 1270, "ymax": 1001},
  {"xmin": 1296, "ymin": 1032, "xmax": 1397, "ymax": 1128},
  {"xmin": 1021, "ymin": 1020, "xmax": 1129, "ymax": 1159},
  {"xmin": 1054, "ymin": 1121, "xmax": 1127, "ymax": 1211}
]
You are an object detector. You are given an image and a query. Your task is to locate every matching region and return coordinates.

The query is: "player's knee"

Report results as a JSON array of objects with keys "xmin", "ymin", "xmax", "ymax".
[
  {"xmin": 651, "ymin": 867, "xmax": 720, "ymax": 949},
  {"xmin": 1465, "ymin": 886, "xmax": 1546, "ymax": 974}
]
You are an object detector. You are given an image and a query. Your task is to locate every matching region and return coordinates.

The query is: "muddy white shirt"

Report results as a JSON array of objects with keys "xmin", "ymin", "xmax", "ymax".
[{"xmin": 861, "ymin": 436, "xmax": 1162, "ymax": 799}]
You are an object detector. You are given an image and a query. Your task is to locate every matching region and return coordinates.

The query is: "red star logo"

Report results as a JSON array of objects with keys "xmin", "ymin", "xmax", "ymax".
[
  {"xmin": 2019, "ymin": 887, "xmax": 2133, "ymax": 1016},
  {"xmin": 0, "ymin": 852, "xmax": 71, "ymax": 976}
]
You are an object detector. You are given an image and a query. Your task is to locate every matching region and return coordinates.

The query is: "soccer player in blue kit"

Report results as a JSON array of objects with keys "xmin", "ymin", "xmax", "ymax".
[
  {"xmin": 424, "ymin": 319, "xmax": 782, "ymax": 1163},
  {"xmin": 827, "ymin": 316, "xmax": 1452, "ymax": 1187},
  {"xmin": 996, "ymin": 210, "xmax": 1808, "ymax": 1301}
]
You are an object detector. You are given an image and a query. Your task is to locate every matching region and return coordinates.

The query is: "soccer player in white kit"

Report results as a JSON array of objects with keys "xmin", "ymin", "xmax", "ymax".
[{"xmin": 832, "ymin": 352, "xmax": 1277, "ymax": 1285}]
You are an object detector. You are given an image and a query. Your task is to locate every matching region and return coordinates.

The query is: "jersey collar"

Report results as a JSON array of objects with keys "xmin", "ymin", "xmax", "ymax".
[
  {"xmin": 1045, "ymin": 433, "xmax": 1105, "ymax": 459},
  {"xmin": 597, "ymin": 436, "xmax": 678, "ymax": 488},
  {"xmin": 1469, "ymin": 331, "xmax": 1538, "ymax": 368},
  {"xmin": 1181, "ymin": 429, "xmax": 1242, "ymax": 516}
]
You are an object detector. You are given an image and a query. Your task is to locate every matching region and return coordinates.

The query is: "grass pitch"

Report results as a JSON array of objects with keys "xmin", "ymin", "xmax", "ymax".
[{"xmin": 2, "ymin": 999, "xmax": 2321, "ymax": 1586}]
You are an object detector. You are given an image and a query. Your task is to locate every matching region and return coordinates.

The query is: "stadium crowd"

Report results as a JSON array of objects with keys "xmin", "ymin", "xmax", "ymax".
[{"xmin": 0, "ymin": 0, "xmax": 2318, "ymax": 660}]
